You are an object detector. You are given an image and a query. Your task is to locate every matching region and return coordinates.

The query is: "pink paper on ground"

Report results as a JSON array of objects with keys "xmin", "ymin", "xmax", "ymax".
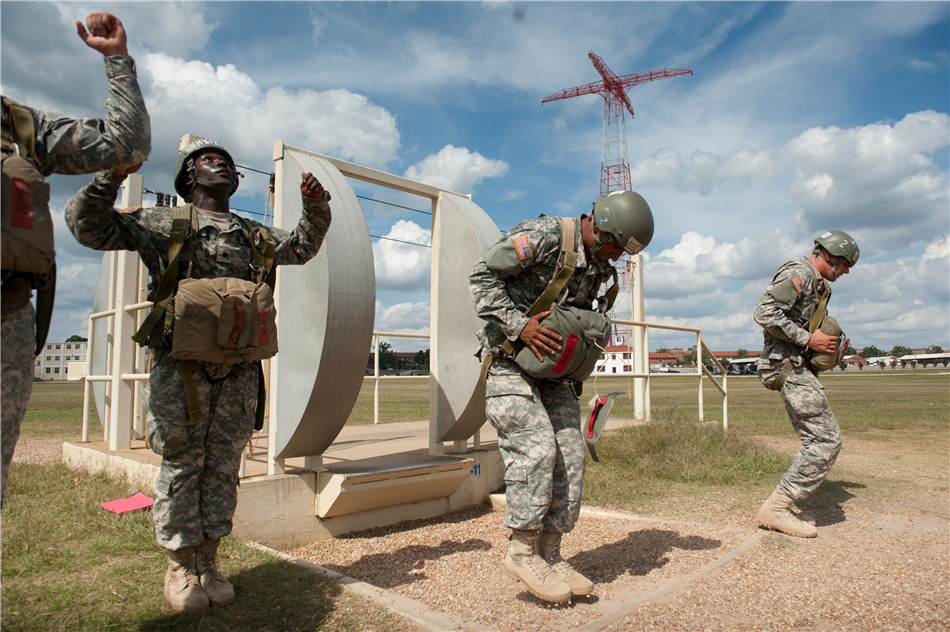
[{"xmin": 100, "ymin": 492, "xmax": 154, "ymax": 514}]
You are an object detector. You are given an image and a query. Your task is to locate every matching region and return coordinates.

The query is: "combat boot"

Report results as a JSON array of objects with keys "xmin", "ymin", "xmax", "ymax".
[
  {"xmin": 539, "ymin": 531, "xmax": 595, "ymax": 596},
  {"xmin": 795, "ymin": 509, "xmax": 817, "ymax": 526},
  {"xmin": 756, "ymin": 488, "xmax": 818, "ymax": 538},
  {"xmin": 196, "ymin": 538, "xmax": 236, "ymax": 606},
  {"xmin": 164, "ymin": 547, "xmax": 210, "ymax": 612},
  {"xmin": 504, "ymin": 529, "xmax": 572, "ymax": 603}
]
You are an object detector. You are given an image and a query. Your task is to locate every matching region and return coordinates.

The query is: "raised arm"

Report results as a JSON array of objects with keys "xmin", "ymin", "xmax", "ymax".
[{"xmin": 31, "ymin": 13, "xmax": 150, "ymax": 176}]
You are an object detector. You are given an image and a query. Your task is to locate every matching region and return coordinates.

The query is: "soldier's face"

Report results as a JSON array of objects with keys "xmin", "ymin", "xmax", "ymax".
[
  {"xmin": 193, "ymin": 151, "xmax": 233, "ymax": 182},
  {"xmin": 821, "ymin": 254, "xmax": 850, "ymax": 281},
  {"xmin": 593, "ymin": 229, "xmax": 625, "ymax": 261}
]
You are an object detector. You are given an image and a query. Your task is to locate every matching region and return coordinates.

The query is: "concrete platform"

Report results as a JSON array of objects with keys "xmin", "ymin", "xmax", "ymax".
[
  {"xmin": 63, "ymin": 416, "xmax": 642, "ymax": 549},
  {"xmin": 64, "ymin": 419, "xmax": 506, "ymax": 548}
]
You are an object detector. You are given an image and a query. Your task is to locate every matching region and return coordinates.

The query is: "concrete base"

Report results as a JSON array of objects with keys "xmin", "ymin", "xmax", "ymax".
[{"xmin": 62, "ymin": 438, "xmax": 504, "ymax": 550}]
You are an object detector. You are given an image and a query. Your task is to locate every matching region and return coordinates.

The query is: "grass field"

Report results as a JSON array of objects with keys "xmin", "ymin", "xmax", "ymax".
[{"xmin": 2, "ymin": 370, "xmax": 947, "ymax": 631}]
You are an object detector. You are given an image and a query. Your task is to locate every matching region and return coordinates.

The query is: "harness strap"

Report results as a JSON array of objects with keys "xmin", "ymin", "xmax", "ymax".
[
  {"xmin": 808, "ymin": 279, "xmax": 830, "ymax": 334},
  {"xmin": 254, "ymin": 361, "xmax": 266, "ymax": 430},
  {"xmin": 33, "ymin": 265, "xmax": 56, "ymax": 356},
  {"xmin": 175, "ymin": 360, "xmax": 204, "ymax": 424},
  {"xmin": 774, "ymin": 358, "xmax": 795, "ymax": 391},
  {"xmin": 132, "ymin": 205, "xmax": 196, "ymax": 348}
]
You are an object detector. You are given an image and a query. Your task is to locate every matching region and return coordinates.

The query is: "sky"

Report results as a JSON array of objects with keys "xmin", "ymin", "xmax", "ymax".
[{"xmin": 2, "ymin": 0, "xmax": 948, "ymax": 354}]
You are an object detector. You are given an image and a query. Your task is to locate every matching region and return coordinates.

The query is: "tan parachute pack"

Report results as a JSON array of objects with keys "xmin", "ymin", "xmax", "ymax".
[
  {"xmin": 489, "ymin": 216, "xmax": 617, "ymax": 383},
  {"xmin": 133, "ymin": 204, "xmax": 276, "ymax": 425}
]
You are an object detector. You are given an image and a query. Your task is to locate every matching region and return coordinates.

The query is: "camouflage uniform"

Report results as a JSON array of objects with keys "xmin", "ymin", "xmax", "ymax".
[
  {"xmin": 470, "ymin": 215, "xmax": 614, "ymax": 533},
  {"xmin": 1, "ymin": 54, "xmax": 150, "ymax": 502},
  {"xmin": 754, "ymin": 257, "xmax": 841, "ymax": 502},
  {"xmin": 65, "ymin": 171, "xmax": 331, "ymax": 550}
]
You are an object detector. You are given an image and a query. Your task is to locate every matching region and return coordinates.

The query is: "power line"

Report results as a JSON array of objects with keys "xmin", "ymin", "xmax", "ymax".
[
  {"xmin": 357, "ymin": 194, "xmax": 430, "ymax": 216},
  {"xmin": 370, "ymin": 234, "xmax": 430, "ymax": 249}
]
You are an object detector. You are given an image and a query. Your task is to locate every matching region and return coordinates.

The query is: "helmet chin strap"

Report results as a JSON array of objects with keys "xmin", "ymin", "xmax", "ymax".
[
  {"xmin": 194, "ymin": 175, "xmax": 235, "ymax": 192},
  {"xmin": 589, "ymin": 225, "xmax": 610, "ymax": 259},
  {"xmin": 818, "ymin": 249, "xmax": 843, "ymax": 280}
]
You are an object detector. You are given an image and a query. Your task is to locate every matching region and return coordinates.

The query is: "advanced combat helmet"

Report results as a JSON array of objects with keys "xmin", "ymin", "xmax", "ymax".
[
  {"xmin": 173, "ymin": 138, "xmax": 239, "ymax": 202},
  {"xmin": 590, "ymin": 190, "xmax": 655, "ymax": 255},
  {"xmin": 814, "ymin": 230, "xmax": 860, "ymax": 267}
]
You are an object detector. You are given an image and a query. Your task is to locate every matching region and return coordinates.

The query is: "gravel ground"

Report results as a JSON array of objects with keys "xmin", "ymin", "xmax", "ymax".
[
  {"xmin": 19, "ymin": 438, "xmax": 947, "ymax": 631},
  {"xmin": 289, "ymin": 497, "xmax": 947, "ymax": 632}
]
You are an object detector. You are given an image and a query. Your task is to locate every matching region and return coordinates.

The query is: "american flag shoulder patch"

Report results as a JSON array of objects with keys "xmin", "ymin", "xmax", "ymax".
[
  {"xmin": 791, "ymin": 276, "xmax": 804, "ymax": 293},
  {"xmin": 514, "ymin": 235, "xmax": 532, "ymax": 261}
]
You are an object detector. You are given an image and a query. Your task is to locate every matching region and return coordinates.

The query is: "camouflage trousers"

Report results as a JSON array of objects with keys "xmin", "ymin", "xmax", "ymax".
[
  {"xmin": 1, "ymin": 289, "xmax": 34, "ymax": 504},
  {"xmin": 776, "ymin": 367, "xmax": 842, "ymax": 502},
  {"xmin": 485, "ymin": 357, "xmax": 585, "ymax": 533},
  {"xmin": 146, "ymin": 357, "xmax": 257, "ymax": 550}
]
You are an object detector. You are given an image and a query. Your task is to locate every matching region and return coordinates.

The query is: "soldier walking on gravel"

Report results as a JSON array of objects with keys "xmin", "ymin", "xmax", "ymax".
[
  {"xmin": 470, "ymin": 190, "xmax": 654, "ymax": 603},
  {"xmin": 753, "ymin": 230, "xmax": 860, "ymax": 538}
]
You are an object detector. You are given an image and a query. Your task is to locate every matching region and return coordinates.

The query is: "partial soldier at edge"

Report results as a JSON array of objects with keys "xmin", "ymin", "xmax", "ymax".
[
  {"xmin": 1, "ymin": 12, "xmax": 151, "ymax": 505},
  {"xmin": 753, "ymin": 230, "xmax": 860, "ymax": 538}
]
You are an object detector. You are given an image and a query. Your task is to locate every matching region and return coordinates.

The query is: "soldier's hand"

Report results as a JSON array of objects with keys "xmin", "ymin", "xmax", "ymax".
[
  {"xmin": 110, "ymin": 162, "xmax": 143, "ymax": 177},
  {"xmin": 519, "ymin": 311, "xmax": 562, "ymax": 362},
  {"xmin": 300, "ymin": 172, "xmax": 330, "ymax": 200},
  {"xmin": 808, "ymin": 328, "xmax": 838, "ymax": 354},
  {"xmin": 76, "ymin": 13, "xmax": 128, "ymax": 57}
]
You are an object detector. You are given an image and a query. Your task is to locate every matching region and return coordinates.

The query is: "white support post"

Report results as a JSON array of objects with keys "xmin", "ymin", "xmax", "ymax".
[
  {"xmin": 131, "ymin": 260, "xmax": 149, "ymax": 440},
  {"xmin": 108, "ymin": 174, "xmax": 143, "ymax": 451},
  {"xmin": 428, "ymin": 195, "xmax": 444, "ymax": 456},
  {"xmin": 631, "ymin": 254, "xmax": 648, "ymax": 421},
  {"xmin": 696, "ymin": 331, "xmax": 705, "ymax": 423}
]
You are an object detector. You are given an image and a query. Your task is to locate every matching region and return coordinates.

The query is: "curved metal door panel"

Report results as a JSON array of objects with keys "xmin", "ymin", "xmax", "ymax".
[
  {"xmin": 432, "ymin": 193, "xmax": 500, "ymax": 442},
  {"xmin": 271, "ymin": 148, "xmax": 375, "ymax": 458}
]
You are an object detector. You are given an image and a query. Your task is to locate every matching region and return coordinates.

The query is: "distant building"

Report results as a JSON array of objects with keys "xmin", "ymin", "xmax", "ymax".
[{"xmin": 34, "ymin": 340, "xmax": 88, "ymax": 381}]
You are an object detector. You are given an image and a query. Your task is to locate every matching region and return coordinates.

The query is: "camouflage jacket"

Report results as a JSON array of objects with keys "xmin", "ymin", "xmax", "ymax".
[
  {"xmin": 1, "ymin": 55, "xmax": 150, "ymax": 174},
  {"xmin": 65, "ymin": 170, "xmax": 331, "ymax": 287},
  {"xmin": 470, "ymin": 214, "xmax": 615, "ymax": 353},
  {"xmin": 754, "ymin": 257, "xmax": 830, "ymax": 363}
]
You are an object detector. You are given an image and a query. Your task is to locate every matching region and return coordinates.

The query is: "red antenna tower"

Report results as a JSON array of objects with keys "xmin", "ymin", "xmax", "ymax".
[{"xmin": 543, "ymin": 51, "xmax": 692, "ymax": 196}]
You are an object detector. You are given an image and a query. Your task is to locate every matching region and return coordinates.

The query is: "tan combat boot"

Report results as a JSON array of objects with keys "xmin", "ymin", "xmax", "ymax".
[
  {"xmin": 795, "ymin": 509, "xmax": 817, "ymax": 526},
  {"xmin": 504, "ymin": 529, "xmax": 572, "ymax": 603},
  {"xmin": 539, "ymin": 531, "xmax": 595, "ymax": 596},
  {"xmin": 756, "ymin": 488, "xmax": 818, "ymax": 538},
  {"xmin": 196, "ymin": 538, "xmax": 236, "ymax": 606},
  {"xmin": 164, "ymin": 547, "xmax": 210, "ymax": 612}
]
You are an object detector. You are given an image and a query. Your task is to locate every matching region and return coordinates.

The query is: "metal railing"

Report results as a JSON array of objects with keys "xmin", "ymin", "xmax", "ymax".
[
  {"xmin": 602, "ymin": 318, "xmax": 729, "ymax": 433},
  {"xmin": 366, "ymin": 331, "xmax": 431, "ymax": 424}
]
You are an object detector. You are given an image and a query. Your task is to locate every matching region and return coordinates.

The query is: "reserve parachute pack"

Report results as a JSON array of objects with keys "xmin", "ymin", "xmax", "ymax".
[
  {"xmin": 2, "ymin": 96, "xmax": 57, "ymax": 355},
  {"xmin": 768, "ymin": 269, "xmax": 845, "ymax": 390},
  {"xmin": 133, "ymin": 204, "xmax": 276, "ymax": 426},
  {"xmin": 496, "ymin": 216, "xmax": 616, "ymax": 383}
]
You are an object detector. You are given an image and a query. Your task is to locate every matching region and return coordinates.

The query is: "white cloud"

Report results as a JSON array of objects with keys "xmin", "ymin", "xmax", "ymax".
[
  {"xmin": 402, "ymin": 145, "xmax": 508, "ymax": 194},
  {"xmin": 143, "ymin": 53, "xmax": 401, "ymax": 172},
  {"xmin": 59, "ymin": 2, "xmax": 216, "ymax": 56},
  {"xmin": 374, "ymin": 301, "xmax": 431, "ymax": 352},
  {"xmin": 784, "ymin": 111, "xmax": 950, "ymax": 244},
  {"xmin": 373, "ymin": 220, "xmax": 431, "ymax": 291}
]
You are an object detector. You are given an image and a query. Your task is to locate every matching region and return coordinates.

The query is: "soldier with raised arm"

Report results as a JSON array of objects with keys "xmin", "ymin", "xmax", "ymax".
[
  {"xmin": 2, "ymin": 12, "xmax": 151, "ymax": 504},
  {"xmin": 66, "ymin": 139, "xmax": 331, "ymax": 611}
]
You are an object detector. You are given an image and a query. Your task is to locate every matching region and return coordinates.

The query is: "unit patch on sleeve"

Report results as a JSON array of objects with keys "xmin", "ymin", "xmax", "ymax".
[{"xmin": 514, "ymin": 235, "xmax": 532, "ymax": 261}]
